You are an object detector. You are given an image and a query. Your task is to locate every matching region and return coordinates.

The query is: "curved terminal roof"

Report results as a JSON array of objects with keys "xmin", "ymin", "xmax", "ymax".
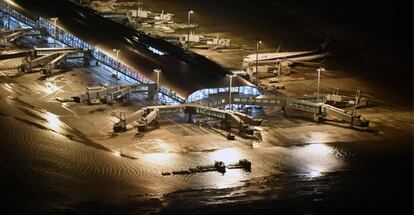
[{"xmin": 5, "ymin": 0, "xmax": 255, "ymax": 99}]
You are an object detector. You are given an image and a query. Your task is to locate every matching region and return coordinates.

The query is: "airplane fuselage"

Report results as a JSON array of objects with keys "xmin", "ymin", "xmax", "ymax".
[{"xmin": 243, "ymin": 50, "xmax": 328, "ymax": 66}]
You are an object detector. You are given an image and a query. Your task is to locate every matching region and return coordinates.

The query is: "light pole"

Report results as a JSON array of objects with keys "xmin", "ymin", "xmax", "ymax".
[
  {"xmin": 316, "ymin": 67, "xmax": 325, "ymax": 103},
  {"xmin": 227, "ymin": 73, "xmax": 236, "ymax": 110},
  {"xmin": 136, "ymin": 0, "xmax": 141, "ymax": 29},
  {"xmin": 50, "ymin": 17, "xmax": 58, "ymax": 47},
  {"xmin": 112, "ymin": 49, "xmax": 120, "ymax": 85},
  {"xmin": 154, "ymin": 69, "xmax": 161, "ymax": 103},
  {"xmin": 276, "ymin": 59, "xmax": 281, "ymax": 77},
  {"xmin": 7, "ymin": 7, "xmax": 10, "ymax": 30},
  {"xmin": 350, "ymin": 90, "xmax": 360, "ymax": 127},
  {"xmin": 255, "ymin": 40, "xmax": 262, "ymax": 83},
  {"xmin": 187, "ymin": 10, "xmax": 194, "ymax": 50}
]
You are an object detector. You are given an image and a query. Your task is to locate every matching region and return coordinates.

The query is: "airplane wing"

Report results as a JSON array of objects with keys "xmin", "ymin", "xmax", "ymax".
[{"xmin": 284, "ymin": 59, "xmax": 325, "ymax": 67}]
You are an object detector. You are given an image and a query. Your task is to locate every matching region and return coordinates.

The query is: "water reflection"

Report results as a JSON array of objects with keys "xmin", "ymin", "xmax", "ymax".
[
  {"xmin": 112, "ymin": 151, "xmax": 121, "ymax": 157},
  {"xmin": 308, "ymin": 170, "xmax": 322, "ymax": 178},
  {"xmin": 142, "ymin": 152, "xmax": 176, "ymax": 166},
  {"xmin": 207, "ymin": 148, "xmax": 244, "ymax": 164},
  {"xmin": 206, "ymin": 148, "xmax": 248, "ymax": 189},
  {"xmin": 208, "ymin": 169, "xmax": 246, "ymax": 189},
  {"xmin": 305, "ymin": 143, "xmax": 333, "ymax": 155},
  {"xmin": 45, "ymin": 83, "xmax": 60, "ymax": 94},
  {"xmin": 306, "ymin": 131, "xmax": 332, "ymax": 144},
  {"xmin": 3, "ymin": 83, "xmax": 13, "ymax": 93},
  {"xmin": 45, "ymin": 112, "xmax": 63, "ymax": 133},
  {"xmin": 292, "ymin": 143, "xmax": 342, "ymax": 178}
]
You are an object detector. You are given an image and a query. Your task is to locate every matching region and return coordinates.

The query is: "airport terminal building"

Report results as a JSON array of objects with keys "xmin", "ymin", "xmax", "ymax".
[{"xmin": 0, "ymin": 0, "xmax": 260, "ymax": 103}]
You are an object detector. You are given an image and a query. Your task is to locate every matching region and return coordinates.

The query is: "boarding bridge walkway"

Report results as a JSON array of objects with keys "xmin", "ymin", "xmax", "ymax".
[
  {"xmin": 113, "ymin": 104, "xmax": 262, "ymax": 134},
  {"xmin": 34, "ymin": 47, "xmax": 85, "ymax": 59},
  {"xmin": 0, "ymin": 50, "xmax": 32, "ymax": 61},
  {"xmin": 14, "ymin": 48, "xmax": 88, "ymax": 73},
  {"xmin": 73, "ymin": 83, "xmax": 157, "ymax": 105},
  {"xmin": 41, "ymin": 53, "xmax": 67, "ymax": 75},
  {"xmin": 73, "ymin": 85, "xmax": 132, "ymax": 104},
  {"xmin": 18, "ymin": 53, "xmax": 67, "ymax": 74},
  {"xmin": 0, "ymin": 28, "xmax": 41, "ymax": 44},
  {"xmin": 203, "ymin": 94, "xmax": 369, "ymax": 127},
  {"xmin": 0, "ymin": 47, "xmax": 84, "ymax": 59},
  {"xmin": 201, "ymin": 94, "xmax": 326, "ymax": 108}
]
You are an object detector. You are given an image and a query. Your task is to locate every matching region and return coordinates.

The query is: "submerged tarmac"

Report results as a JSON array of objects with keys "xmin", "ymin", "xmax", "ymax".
[
  {"xmin": 0, "ymin": 53, "xmax": 412, "ymax": 214},
  {"xmin": 0, "ymin": 0, "xmax": 412, "ymax": 214}
]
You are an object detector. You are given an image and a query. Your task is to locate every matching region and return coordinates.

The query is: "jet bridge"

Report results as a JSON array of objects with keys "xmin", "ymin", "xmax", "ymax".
[
  {"xmin": 0, "ymin": 28, "xmax": 41, "ymax": 44},
  {"xmin": 18, "ymin": 53, "xmax": 66, "ymax": 74},
  {"xmin": 0, "ymin": 50, "xmax": 33, "ymax": 60},
  {"xmin": 207, "ymin": 94, "xmax": 369, "ymax": 127},
  {"xmin": 0, "ymin": 30, "xmax": 23, "ymax": 43},
  {"xmin": 323, "ymin": 104, "xmax": 369, "ymax": 127},
  {"xmin": 137, "ymin": 109, "xmax": 159, "ymax": 132},
  {"xmin": 34, "ymin": 47, "xmax": 85, "ymax": 59},
  {"xmin": 71, "ymin": 83, "xmax": 158, "ymax": 105},
  {"xmin": 113, "ymin": 104, "xmax": 262, "ymax": 135},
  {"xmin": 285, "ymin": 99, "xmax": 369, "ymax": 127},
  {"xmin": 73, "ymin": 85, "xmax": 132, "ymax": 105},
  {"xmin": 40, "ymin": 53, "xmax": 67, "ymax": 75}
]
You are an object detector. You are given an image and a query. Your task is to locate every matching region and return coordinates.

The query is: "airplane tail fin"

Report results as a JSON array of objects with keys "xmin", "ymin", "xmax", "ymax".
[{"xmin": 316, "ymin": 36, "xmax": 332, "ymax": 51}]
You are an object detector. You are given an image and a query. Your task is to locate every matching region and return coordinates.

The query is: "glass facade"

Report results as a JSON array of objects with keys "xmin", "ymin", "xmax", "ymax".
[
  {"xmin": 186, "ymin": 86, "xmax": 261, "ymax": 103},
  {"xmin": 0, "ymin": 3, "xmax": 260, "ymax": 104}
]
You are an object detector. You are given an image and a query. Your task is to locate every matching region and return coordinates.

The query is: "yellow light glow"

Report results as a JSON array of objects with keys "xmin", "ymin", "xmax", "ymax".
[
  {"xmin": 205, "ymin": 148, "xmax": 248, "ymax": 189},
  {"xmin": 306, "ymin": 143, "xmax": 332, "ymax": 155},
  {"xmin": 307, "ymin": 131, "xmax": 331, "ymax": 144},
  {"xmin": 43, "ymin": 83, "xmax": 61, "ymax": 95},
  {"xmin": 112, "ymin": 151, "xmax": 121, "ymax": 157},
  {"xmin": 45, "ymin": 112, "xmax": 62, "ymax": 132},
  {"xmin": 142, "ymin": 152, "xmax": 176, "ymax": 166},
  {"xmin": 292, "ymin": 143, "xmax": 343, "ymax": 178},
  {"xmin": 308, "ymin": 169, "xmax": 322, "ymax": 178},
  {"xmin": 5, "ymin": 0, "xmax": 19, "ymax": 8},
  {"xmin": 208, "ymin": 148, "xmax": 243, "ymax": 164}
]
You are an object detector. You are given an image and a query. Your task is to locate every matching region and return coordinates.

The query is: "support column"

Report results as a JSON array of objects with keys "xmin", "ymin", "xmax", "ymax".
[{"xmin": 188, "ymin": 113, "xmax": 193, "ymax": 123}]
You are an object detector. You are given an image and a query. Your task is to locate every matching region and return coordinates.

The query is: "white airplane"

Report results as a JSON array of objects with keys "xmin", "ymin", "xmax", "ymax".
[
  {"xmin": 243, "ymin": 37, "xmax": 331, "ymax": 67},
  {"xmin": 90, "ymin": 0, "xmax": 117, "ymax": 11}
]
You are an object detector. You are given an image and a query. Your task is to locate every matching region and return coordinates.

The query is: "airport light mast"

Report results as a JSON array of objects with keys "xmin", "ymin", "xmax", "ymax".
[
  {"xmin": 187, "ymin": 10, "xmax": 194, "ymax": 50},
  {"xmin": 112, "ymin": 49, "xmax": 120, "ymax": 85},
  {"xmin": 255, "ymin": 40, "xmax": 262, "ymax": 83},
  {"xmin": 50, "ymin": 17, "xmax": 58, "ymax": 47},
  {"xmin": 136, "ymin": 0, "xmax": 141, "ymax": 30},
  {"xmin": 154, "ymin": 69, "xmax": 161, "ymax": 103},
  {"xmin": 316, "ymin": 67, "xmax": 325, "ymax": 103},
  {"xmin": 227, "ymin": 73, "xmax": 236, "ymax": 110}
]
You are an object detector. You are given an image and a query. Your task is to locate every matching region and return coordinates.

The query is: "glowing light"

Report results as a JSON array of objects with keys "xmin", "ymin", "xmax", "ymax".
[
  {"xmin": 5, "ymin": 0, "xmax": 19, "ymax": 8},
  {"xmin": 306, "ymin": 131, "xmax": 331, "ymax": 144},
  {"xmin": 148, "ymin": 46, "xmax": 165, "ymax": 56},
  {"xmin": 208, "ymin": 148, "xmax": 243, "ymax": 164},
  {"xmin": 142, "ymin": 152, "xmax": 176, "ymax": 166},
  {"xmin": 3, "ymin": 83, "xmax": 13, "ymax": 93},
  {"xmin": 209, "ymin": 168, "xmax": 245, "ymax": 189},
  {"xmin": 43, "ymin": 83, "xmax": 60, "ymax": 95},
  {"xmin": 112, "ymin": 151, "xmax": 121, "ymax": 157},
  {"xmin": 205, "ymin": 148, "xmax": 248, "ymax": 189},
  {"xmin": 292, "ymin": 143, "xmax": 342, "ymax": 178},
  {"xmin": 308, "ymin": 170, "xmax": 322, "ymax": 178},
  {"xmin": 305, "ymin": 143, "xmax": 332, "ymax": 155},
  {"xmin": 45, "ymin": 112, "xmax": 62, "ymax": 132}
]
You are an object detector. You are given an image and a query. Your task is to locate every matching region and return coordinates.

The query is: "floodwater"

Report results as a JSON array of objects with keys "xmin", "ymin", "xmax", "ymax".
[
  {"xmin": 0, "ymin": 91, "xmax": 411, "ymax": 214},
  {"xmin": 0, "ymin": 0, "xmax": 412, "ymax": 214}
]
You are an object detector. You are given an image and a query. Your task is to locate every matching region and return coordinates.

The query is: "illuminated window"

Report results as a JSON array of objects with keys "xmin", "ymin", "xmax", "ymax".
[{"xmin": 148, "ymin": 46, "xmax": 165, "ymax": 56}]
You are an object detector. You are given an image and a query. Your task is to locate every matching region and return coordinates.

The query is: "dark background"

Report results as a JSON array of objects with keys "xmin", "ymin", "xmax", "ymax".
[{"xmin": 146, "ymin": 0, "xmax": 413, "ymax": 105}]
